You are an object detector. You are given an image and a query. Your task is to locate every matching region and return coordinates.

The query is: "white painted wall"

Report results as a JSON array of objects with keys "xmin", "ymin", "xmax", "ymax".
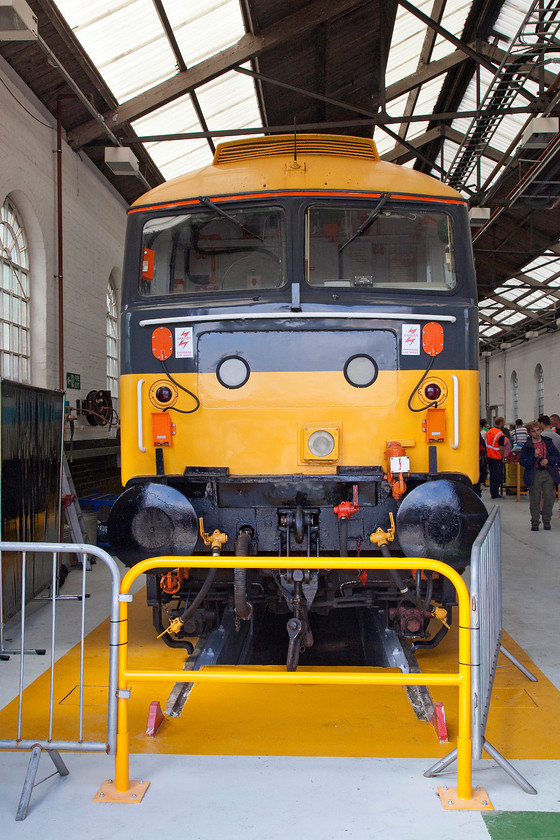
[
  {"xmin": 0, "ymin": 57, "xmax": 128, "ymax": 440},
  {"xmin": 479, "ymin": 329, "xmax": 560, "ymax": 425}
]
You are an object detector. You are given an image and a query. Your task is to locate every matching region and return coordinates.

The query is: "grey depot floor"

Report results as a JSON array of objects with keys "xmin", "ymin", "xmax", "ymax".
[{"xmin": 0, "ymin": 486, "xmax": 559, "ymax": 839}]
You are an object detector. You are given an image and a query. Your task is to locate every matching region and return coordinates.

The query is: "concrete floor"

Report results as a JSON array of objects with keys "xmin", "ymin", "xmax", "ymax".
[{"xmin": 1, "ymin": 487, "xmax": 559, "ymax": 839}]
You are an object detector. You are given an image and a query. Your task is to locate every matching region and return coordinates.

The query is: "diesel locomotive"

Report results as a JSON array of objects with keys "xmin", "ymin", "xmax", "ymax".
[{"xmin": 107, "ymin": 133, "xmax": 486, "ymax": 667}]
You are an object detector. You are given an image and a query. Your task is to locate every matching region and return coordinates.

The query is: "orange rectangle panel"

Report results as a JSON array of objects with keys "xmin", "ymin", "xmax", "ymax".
[
  {"xmin": 424, "ymin": 408, "xmax": 446, "ymax": 443},
  {"xmin": 142, "ymin": 248, "xmax": 155, "ymax": 281},
  {"xmin": 152, "ymin": 412, "xmax": 174, "ymax": 446}
]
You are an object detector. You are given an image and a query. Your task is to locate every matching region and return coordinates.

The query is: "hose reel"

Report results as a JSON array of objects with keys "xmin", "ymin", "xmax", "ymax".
[{"xmin": 81, "ymin": 389, "xmax": 113, "ymax": 426}]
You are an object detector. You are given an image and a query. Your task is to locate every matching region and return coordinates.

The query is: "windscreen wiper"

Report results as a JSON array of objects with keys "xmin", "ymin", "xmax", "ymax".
[
  {"xmin": 338, "ymin": 192, "xmax": 390, "ymax": 253},
  {"xmin": 198, "ymin": 196, "xmax": 263, "ymax": 241}
]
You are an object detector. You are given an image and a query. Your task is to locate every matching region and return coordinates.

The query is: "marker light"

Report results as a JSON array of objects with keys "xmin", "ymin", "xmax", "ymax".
[
  {"xmin": 149, "ymin": 380, "xmax": 178, "ymax": 408},
  {"xmin": 217, "ymin": 356, "xmax": 250, "ymax": 389},
  {"xmin": 344, "ymin": 354, "xmax": 378, "ymax": 388},
  {"xmin": 424, "ymin": 383, "xmax": 442, "ymax": 401}
]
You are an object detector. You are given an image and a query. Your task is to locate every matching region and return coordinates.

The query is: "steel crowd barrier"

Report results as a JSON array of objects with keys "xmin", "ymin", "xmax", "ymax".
[
  {"xmin": 425, "ymin": 508, "xmax": 537, "ymax": 794},
  {"xmin": 95, "ymin": 554, "xmax": 486, "ymax": 810},
  {"xmin": 0, "ymin": 541, "xmax": 121, "ymax": 820}
]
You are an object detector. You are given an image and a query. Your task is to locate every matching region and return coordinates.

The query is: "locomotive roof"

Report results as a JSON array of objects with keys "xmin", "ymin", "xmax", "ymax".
[{"xmin": 130, "ymin": 134, "xmax": 464, "ymax": 210}]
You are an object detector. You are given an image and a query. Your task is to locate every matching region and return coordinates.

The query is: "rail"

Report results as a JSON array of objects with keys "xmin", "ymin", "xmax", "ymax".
[
  {"xmin": 97, "ymin": 554, "xmax": 480, "ymax": 808},
  {"xmin": 0, "ymin": 542, "xmax": 121, "ymax": 820},
  {"xmin": 425, "ymin": 508, "xmax": 537, "ymax": 794}
]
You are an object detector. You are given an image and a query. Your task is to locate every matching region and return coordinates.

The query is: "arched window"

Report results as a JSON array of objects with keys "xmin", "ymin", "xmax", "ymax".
[
  {"xmin": 535, "ymin": 364, "xmax": 544, "ymax": 417},
  {"xmin": 0, "ymin": 198, "xmax": 30, "ymax": 382},
  {"xmin": 106, "ymin": 280, "xmax": 119, "ymax": 404},
  {"xmin": 511, "ymin": 370, "xmax": 519, "ymax": 420}
]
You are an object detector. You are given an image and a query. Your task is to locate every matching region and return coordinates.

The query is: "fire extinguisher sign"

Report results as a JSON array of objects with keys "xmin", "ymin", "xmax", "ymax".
[{"xmin": 175, "ymin": 327, "xmax": 194, "ymax": 358}]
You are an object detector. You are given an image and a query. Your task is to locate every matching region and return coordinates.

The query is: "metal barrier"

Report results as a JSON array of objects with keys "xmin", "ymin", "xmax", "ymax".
[
  {"xmin": 95, "ymin": 555, "xmax": 486, "ymax": 810},
  {"xmin": 425, "ymin": 508, "xmax": 537, "ymax": 794},
  {"xmin": 0, "ymin": 541, "xmax": 121, "ymax": 820}
]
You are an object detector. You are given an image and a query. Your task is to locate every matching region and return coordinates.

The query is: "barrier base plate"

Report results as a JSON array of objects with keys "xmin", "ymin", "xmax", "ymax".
[
  {"xmin": 438, "ymin": 786, "xmax": 493, "ymax": 810},
  {"xmin": 94, "ymin": 779, "xmax": 150, "ymax": 803}
]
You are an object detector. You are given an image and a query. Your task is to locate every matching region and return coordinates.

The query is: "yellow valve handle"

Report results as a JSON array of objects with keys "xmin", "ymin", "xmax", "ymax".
[
  {"xmin": 432, "ymin": 606, "xmax": 450, "ymax": 629},
  {"xmin": 199, "ymin": 517, "xmax": 228, "ymax": 552},
  {"xmin": 369, "ymin": 511, "xmax": 396, "ymax": 547},
  {"xmin": 156, "ymin": 616, "xmax": 184, "ymax": 639}
]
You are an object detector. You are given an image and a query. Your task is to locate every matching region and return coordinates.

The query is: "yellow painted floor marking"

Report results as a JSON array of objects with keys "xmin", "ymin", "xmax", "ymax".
[{"xmin": 0, "ymin": 590, "xmax": 558, "ymax": 759}]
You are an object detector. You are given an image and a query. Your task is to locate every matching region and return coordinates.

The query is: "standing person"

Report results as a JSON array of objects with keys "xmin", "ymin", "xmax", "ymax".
[
  {"xmin": 520, "ymin": 421, "xmax": 560, "ymax": 531},
  {"xmin": 511, "ymin": 419, "xmax": 528, "ymax": 451},
  {"xmin": 473, "ymin": 431, "xmax": 487, "ymax": 497},
  {"xmin": 538, "ymin": 415, "xmax": 560, "ymax": 450},
  {"xmin": 549, "ymin": 413, "xmax": 560, "ymax": 435},
  {"xmin": 485, "ymin": 417, "xmax": 506, "ymax": 499}
]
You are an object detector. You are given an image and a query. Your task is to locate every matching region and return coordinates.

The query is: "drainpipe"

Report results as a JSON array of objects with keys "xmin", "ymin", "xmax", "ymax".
[
  {"xmin": 56, "ymin": 97, "xmax": 64, "ymax": 391},
  {"xmin": 56, "ymin": 95, "xmax": 76, "ymax": 391}
]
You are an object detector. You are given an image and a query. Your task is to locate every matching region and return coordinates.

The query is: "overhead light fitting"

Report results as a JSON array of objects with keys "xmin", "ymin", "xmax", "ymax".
[
  {"xmin": 104, "ymin": 147, "xmax": 140, "ymax": 176},
  {"xmin": 520, "ymin": 117, "xmax": 560, "ymax": 150},
  {"xmin": 500, "ymin": 342, "xmax": 511, "ymax": 350},
  {"xmin": 481, "ymin": 350, "xmax": 492, "ymax": 357},
  {"xmin": 0, "ymin": 0, "xmax": 38, "ymax": 41},
  {"xmin": 525, "ymin": 330, "xmax": 539, "ymax": 339},
  {"xmin": 469, "ymin": 207, "xmax": 490, "ymax": 227}
]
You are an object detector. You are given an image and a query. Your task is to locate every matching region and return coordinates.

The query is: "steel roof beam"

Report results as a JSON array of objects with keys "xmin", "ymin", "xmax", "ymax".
[
  {"xmin": 397, "ymin": 0, "xmax": 497, "ymax": 75},
  {"xmin": 393, "ymin": 0, "xmax": 447, "ymax": 149},
  {"xmin": 150, "ymin": 0, "xmax": 215, "ymax": 154},
  {"xmin": 67, "ymin": 0, "xmax": 369, "ymax": 148},
  {"xmin": 234, "ymin": 46, "xmax": 472, "ymax": 120},
  {"xmin": 385, "ymin": 125, "xmax": 508, "ymax": 165}
]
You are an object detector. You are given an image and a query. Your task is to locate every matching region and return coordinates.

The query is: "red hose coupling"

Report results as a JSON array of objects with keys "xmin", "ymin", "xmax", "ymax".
[{"xmin": 333, "ymin": 500, "xmax": 359, "ymax": 519}]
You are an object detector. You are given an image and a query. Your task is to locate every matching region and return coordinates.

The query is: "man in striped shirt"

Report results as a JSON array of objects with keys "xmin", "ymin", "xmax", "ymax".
[{"xmin": 511, "ymin": 419, "xmax": 528, "ymax": 451}]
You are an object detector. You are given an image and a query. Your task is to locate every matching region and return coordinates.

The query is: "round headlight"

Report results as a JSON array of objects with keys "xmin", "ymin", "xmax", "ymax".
[
  {"xmin": 344, "ymin": 354, "xmax": 378, "ymax": 388},
  {"xmin": 308, "ymin": 430, "xmax": 335, "ymax": 457},
  {"xmin": 217, "ymin": 356, "xmax": 250, "ymax": 389}
]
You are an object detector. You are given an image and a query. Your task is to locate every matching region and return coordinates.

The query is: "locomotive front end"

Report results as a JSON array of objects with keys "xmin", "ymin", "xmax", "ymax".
[{"xmin": 108, "ymin": 135, "xmax": 486, "ymax": 662}]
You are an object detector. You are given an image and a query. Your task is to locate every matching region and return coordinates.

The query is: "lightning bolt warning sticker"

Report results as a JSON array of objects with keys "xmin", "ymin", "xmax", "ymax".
[
  {"xmin": 402, "ymin": 324, "xmax": 420, "ymax": 356},
  {"xmin": 175, "ymin": 327, "xmax": 194, "ymax": 359}
]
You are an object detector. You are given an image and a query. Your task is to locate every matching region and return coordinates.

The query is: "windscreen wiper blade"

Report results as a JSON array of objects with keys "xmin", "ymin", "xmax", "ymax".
[
  {"xmin": 198, "ymin": 196, "xmax": 263, "ymax": 241},
  {"xmin": 338, "ymin": 193, "xmax": 390, "ymax": 253}
]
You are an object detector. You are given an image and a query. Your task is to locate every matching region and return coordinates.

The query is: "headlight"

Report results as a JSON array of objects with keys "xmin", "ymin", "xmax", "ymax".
[
  {"xmin": 344, "ymin": 354, "xmax": 378, "ymax": 388},
  {"xmin": 307, "ymin": 430, "xmax": 335, "ymax": 457},
  {"xmin": 216, "ymin": 356, "xmax": 250, "ymax": 389}
]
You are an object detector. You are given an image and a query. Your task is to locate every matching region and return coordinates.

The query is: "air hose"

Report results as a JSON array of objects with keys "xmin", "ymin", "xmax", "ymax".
[{"xmin": 234, "ymin": 528, "xmax": 254, "ymax": 621}]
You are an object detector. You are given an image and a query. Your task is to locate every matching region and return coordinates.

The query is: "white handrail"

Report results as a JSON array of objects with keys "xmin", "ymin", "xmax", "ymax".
[
  {"xmin": 137, "ymin": 378, "xmax": 146, "ymax": 453},
  {"xmin": 139, "ymin": 310, "xmax": 457, "ymax": 327},
  {"xmin": 451, "ymin": 374, "xmax": 459, "ymax": 449}
]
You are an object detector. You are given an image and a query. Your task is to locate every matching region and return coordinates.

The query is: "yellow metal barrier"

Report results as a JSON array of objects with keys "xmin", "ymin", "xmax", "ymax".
[{"xmin": 99, "ymin": 556, "xmax": 476, "ymax": 807}]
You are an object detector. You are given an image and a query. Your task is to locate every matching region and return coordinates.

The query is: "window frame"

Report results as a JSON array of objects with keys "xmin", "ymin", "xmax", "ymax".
[
  {"xmin": 304, "ymin": 200, "xmax": 457, "ymax": 293},
  {"xmin": 0, "ymin": 198, "xmax": 30, "ymax": 383}
]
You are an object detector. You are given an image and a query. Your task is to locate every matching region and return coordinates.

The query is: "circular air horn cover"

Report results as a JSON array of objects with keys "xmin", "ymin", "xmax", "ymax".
[
  {"xmin": 107, "ymin": 483, "xmax": 198, "ymax": 568},
  {"xmin": 396, "ymin": 479, "xmax": 488, "ymax": 568}
]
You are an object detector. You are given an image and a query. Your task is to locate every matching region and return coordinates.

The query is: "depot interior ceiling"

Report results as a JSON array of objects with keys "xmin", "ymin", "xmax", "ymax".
[{"xmin": 1, "ymin": 0, "xmax": 560, "ymax": 352}]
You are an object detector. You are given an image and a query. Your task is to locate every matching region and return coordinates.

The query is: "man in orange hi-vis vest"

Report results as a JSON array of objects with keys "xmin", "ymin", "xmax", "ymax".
[{"xmin": 485, "ymin": 417, "xmax": 506, "ymax": 499}]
